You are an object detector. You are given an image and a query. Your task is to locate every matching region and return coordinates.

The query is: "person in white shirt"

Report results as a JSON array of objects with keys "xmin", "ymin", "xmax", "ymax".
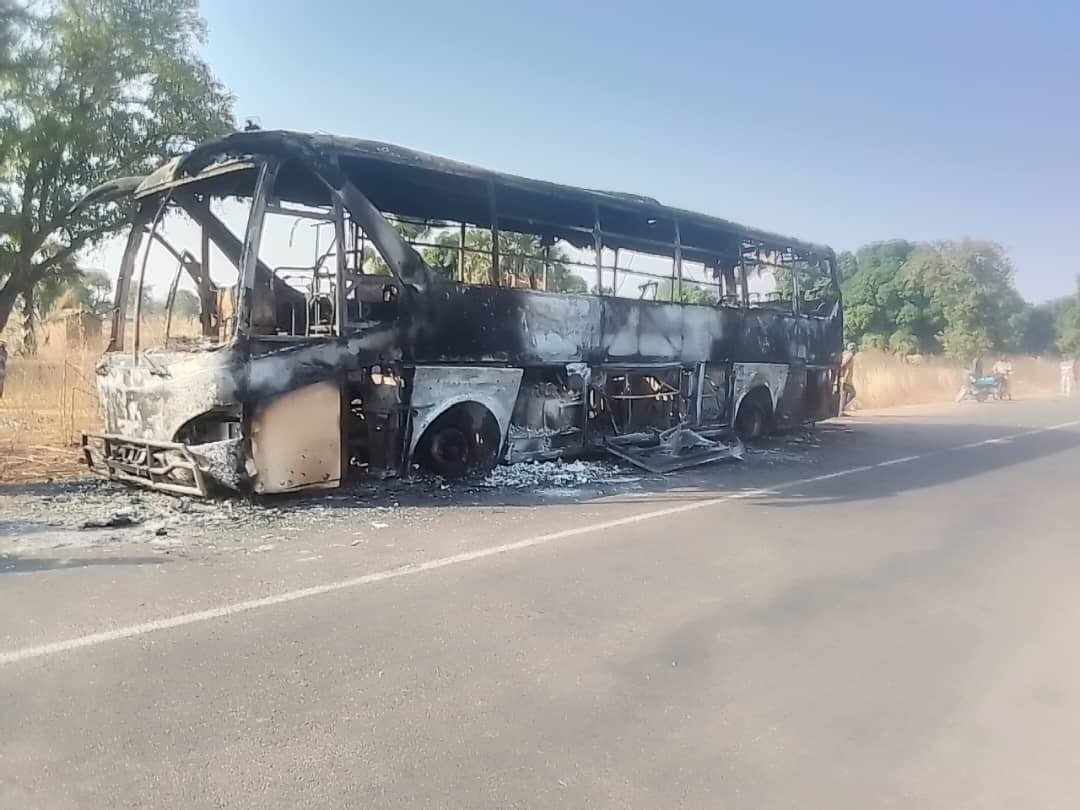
[
  {"xmin": 839, "ymin": 342, "xmax": 857, "ymax": 413},
  {"xmin": 992, "ymin": 357, "xmax": 1013, "ymax": 399},
  {"xmin": 1062, "ymin": 358, "xmax": 1076, "ymax": 398}
]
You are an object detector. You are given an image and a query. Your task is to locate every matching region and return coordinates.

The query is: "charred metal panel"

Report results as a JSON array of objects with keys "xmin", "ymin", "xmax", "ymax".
[
  {"xmin": 506, "ymin": 370, "xmax": 585, "ymax": 463},
  {"xmin": 250, "ymin": 381, "xmax": 342, "ymax": 494},
  {"xmin": 697, "ymin": 364, "xmax": 731, "ymax": 425},
  {"xmin": 407, "ymin": 285, "xmax": 599, "ymax": 365},
  {"xmin": 737, "ymin": 310, "xmax": 801, "ymax": 365},
  {"xmin": 243, "ymin": 329, "xmax": 400, "ymax": 401},
  {"xmin": 605, "ymin": 429, "xmax": 744, "ymax": 474},
  {"xmin": 96, "ymin": 326, "xmax": 401, "ymax": 444},
  {"xmin": 732, "ymin": 362, "xmax": 789, "ymax": 421},
  {"xmin": 403, "ymin": 280, "xmax": 835, "ymax": 375},
  {"xmin": 775, "ymin": 365, "xmax": 808, "ymax": 428},
  {"xmin": 408, "ymin": 366, "xmax": 524, "ymax": 460},
  {"xmin": 799, "ymin": 306, "xmax": 844, "ymax": 366},
  {"xmin": 96, "ymin": 350, "xmax": 242, "ymax": 442},
  {"xmin": 805, "ymin": 366, "xmax": 840, "ymax": 420},
  {"xmin": 174, "ymin": 130, "xmax": 838, "ymax": 261},
  {"xmin": 601, "ymin": 299, "xmax": 683, "ymax": 361},
  {"xmin": 187, "ymin": 438, "xmax": 244, "ymax": 490},
  {"xmin": 407, "ymin": 282, "xmax": 763, "ymax": 369}
]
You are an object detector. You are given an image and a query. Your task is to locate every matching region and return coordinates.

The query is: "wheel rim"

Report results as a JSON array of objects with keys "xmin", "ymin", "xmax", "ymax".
[
  {"xmin": 737, "ymin": 401, "xmax": 765, "ymax": 439},
  {"xmin": 430, "ymin": 426, "xmax": 470, "ymax": 472}
]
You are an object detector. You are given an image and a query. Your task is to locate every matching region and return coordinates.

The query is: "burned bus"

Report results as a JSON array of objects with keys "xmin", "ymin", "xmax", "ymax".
[{"xmin": 73, "ymin": 130, "xmax": 842, "ymax": 496}]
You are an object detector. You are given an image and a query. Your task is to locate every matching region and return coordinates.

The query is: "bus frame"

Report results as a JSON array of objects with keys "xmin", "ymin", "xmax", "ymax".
[{"xmin": 75, "ymin": 130, "xmax": 843, "ymax": 496}]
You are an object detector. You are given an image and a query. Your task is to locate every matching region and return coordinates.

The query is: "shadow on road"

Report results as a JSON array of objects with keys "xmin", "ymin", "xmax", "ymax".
[
  {"xmin": 0, "ymin": 554, "xmax": 166, "ymax": 575},
  {"xmin": 567, "ymin": 418, "xmax": 1080, "ymax": 511},
  {"xmin": 752, "ymin": 422, "xmax": 1080, "ymax": 509}
]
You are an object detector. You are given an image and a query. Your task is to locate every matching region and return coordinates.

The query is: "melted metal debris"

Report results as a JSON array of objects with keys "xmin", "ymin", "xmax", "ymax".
[
  {"xmin": 188, "ymin": 438, "xmax": 244, "ymax": 490},
  {"xmin": 481, "ymin": 458, "xmax": 636, "ymax": 489}
]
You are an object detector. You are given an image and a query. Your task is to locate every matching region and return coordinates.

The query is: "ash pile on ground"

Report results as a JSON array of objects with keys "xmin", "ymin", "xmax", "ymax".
[
  {"xmin": 0, "ymin": 477, "xmax": 416, "ymax": 556},
  {"xmin": 744, "ymin": 430, "xmax": 821, "ymax": 464},
  {"xmin": 480, "ymin": 458, "xmax": 637, "ymax": 489},
  {"xmin": 0, "ymin": 458, "xmax": 642, "ymax": 557}
]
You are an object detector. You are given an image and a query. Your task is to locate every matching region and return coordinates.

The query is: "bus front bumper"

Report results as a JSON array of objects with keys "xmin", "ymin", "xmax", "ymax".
[{"xmin": 82, "ymin": 433, "xmax": 244, "ymax": 497}]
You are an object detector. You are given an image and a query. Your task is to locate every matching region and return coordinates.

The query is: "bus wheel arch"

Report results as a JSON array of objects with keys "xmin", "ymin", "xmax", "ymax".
[
  {"xmin": 735, "ymin": 385, "xmax": 774, "ymax": 440},
  {"xmin": 414, "ymin": 401, "xmax": 501, "ymax": 478}
]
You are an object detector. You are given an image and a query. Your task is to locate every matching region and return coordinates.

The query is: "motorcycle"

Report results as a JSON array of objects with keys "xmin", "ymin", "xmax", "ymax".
[{"xmin": 957, "ymin": 373, "xmax": 1007, "ymax": 403}]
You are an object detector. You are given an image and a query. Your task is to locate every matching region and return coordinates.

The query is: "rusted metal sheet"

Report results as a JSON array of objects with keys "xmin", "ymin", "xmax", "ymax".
[
  {"xmin": 250, "ymin": 381, "xmax": 341, "ymax": 494},
  {"xmin": 604, "ymin": 428, "xmax": 744, "ymax": 474}
]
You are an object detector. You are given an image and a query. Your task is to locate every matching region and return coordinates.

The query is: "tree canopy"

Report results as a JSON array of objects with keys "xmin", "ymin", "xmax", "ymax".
[
  {"xmin": 0, "ymin": 0, "xmax": 234, "ymax": 338},
  {"xmin": 838, "ymin": 239, "xmax": 1064, "ymax": 360},
  {"xmin": 1053, "ymin": 278, "xmax": 1080, "ymax": 356}
]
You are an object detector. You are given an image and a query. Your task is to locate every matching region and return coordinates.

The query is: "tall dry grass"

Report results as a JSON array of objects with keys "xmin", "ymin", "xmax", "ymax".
[
  {"xmin": 851, "ymin": 350, "xmax": 1060, "ymax": 410},
  {"xmin": 0, "ymin": 315, "xmax": 201, "ymax": 483}
]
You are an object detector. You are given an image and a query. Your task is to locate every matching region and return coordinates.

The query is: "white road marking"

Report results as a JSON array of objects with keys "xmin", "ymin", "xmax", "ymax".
[
  {"xmin": 876, "ymin": 455, "xmax": 923, "ymax": 467},
  {"xmin": 3, "ymin": 417, "xmax": 1080, "ymax": 667},
  {"xmin": 952, "ymin": 420, "xmax": 1080, "ymax": 450},
  {"xmin": 800, "ymin": 466, "xmax": 875, "ymax": 482}
]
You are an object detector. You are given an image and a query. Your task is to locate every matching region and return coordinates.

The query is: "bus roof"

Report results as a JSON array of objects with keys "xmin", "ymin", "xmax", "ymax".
[{"xmin": 170, "ymin": 129, "xmax": 836, "ymax": 262}]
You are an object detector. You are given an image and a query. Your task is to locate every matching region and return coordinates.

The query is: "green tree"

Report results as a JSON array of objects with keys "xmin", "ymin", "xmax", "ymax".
[
  {"xmin": 911, "ymin": 240, "xmax": 1022, "ymax": 361},
  {"xmin": 656, "ymin": 278, "xmax": 718, "ymax": 305},
  {"xmin": 840, "ymin": 240, "xmax": 918, "ymax": 348},
  {"xmin": 835, "ymin": 250, "xmax": 859, "ymax": 284},
  {"xmin": 1006, "ymin": 302, "xmax": 1056, "ymax": 355},
  {"xmin": 1055, "ymin": 278, "xmax": 1080, "ymax": 356},
  {"xmin": 840, "ymin": 239, "xmax": 1026, "ymax": 360},
  {"xmin": 39, "ymin": 268, "xmax": 110, "ymax": 314},
  {"xmin": 0, "ymin": 0, "xmax": 234, "ymax": 333},
  {"xmin": 1, "ymin": 1, "xmax": 29, "ymax": 73},
  {"xmin": 419, "ymin": 227, "xmax": 587, "ymax": 293}
]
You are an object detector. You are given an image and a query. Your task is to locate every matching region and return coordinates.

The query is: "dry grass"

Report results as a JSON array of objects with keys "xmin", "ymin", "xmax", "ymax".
[
  {"xmin": 0, "ymin": 316, "xmax": 200, "ymax": 484},
  {"xmin": 851, "ymin": 350, "xmax": 1060, "ymax": 410},
  {"xmin": 0, "ymin": 351, "xmax": 101, "ymax": 482}
]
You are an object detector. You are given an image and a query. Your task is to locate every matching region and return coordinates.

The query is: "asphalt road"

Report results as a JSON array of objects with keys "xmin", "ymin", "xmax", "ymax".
[{"xmin": 3, "ymin": 398, "xmax": 1080, "ymax": 808}]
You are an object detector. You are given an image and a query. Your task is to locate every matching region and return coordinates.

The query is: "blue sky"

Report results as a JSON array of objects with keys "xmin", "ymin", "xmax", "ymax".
[{"xmin": 198, "ymin": 0, "xmax": 1079, "ymax": 302}]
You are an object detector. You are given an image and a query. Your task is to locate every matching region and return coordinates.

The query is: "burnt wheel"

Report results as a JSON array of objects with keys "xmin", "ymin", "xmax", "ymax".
[
  {"xmin": 735, "ymin": 390, "xmax": 772, "ymax": 440},
  {"xmin": 428, "ymin": 425, "xmax": 472, "ymax": 478},
  {"xmin": 418, "ymin": 403, "xmax": 500, "ymax": 479}
]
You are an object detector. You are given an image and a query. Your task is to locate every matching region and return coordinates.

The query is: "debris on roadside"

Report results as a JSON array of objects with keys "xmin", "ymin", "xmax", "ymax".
[
  {"xmin": 0, "ymin": 428, "xmax": 826, "ymax": 558},
  {"xmin": 481, "ymin": 458, "xmax": 635, "ymax": 489},
  {"xmin": 80, "ymin": 512, "xmax": 141, "ymax": 530},
  {"xmin": 605, "ymin": 428, "xmax": 744, "ymax": 474}
]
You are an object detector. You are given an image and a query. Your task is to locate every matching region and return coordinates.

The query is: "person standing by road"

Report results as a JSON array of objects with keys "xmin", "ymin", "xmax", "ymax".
[
  {"xmin": 1061, "ymin": 357, "xmax": 1076, "ymax": 398},
  {"xmin": 992, "ymin": 356, "xmax": 1013, "ymax": 400},
  {"xmin": 971, "ymin": 353, "xmax": 985, "ymax": 380},
  {"xmin": 840, "ymin": 342, "xmax": 857, "ymax": 414},
  {"xmin": 0, "ymin": 340, "xmax": 7, "ymax": 398}
]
